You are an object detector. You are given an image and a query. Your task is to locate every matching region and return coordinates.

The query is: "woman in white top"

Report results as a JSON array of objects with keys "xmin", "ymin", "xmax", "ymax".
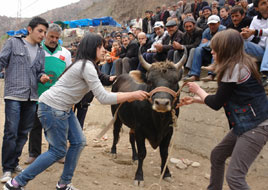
[{"xmin": 4, "ymin": 33, "xmax": 149, "ymax": 190}]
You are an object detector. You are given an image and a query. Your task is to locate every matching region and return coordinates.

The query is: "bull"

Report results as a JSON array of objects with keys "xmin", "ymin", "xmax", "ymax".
[{"xmin": 110, "ymin": 47, "xmax": 187, "ymax": 186}]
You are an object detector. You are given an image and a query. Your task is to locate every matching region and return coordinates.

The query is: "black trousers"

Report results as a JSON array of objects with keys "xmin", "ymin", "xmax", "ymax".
[{"xmin": 28, "ymin": 109, "xmax": 42, "ymax": 158}]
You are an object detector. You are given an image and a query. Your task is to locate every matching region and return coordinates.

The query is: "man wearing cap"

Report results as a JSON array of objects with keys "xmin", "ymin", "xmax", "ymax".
[
  {"xmin": 184, "ymin": 15, "xmax": 226, "ymax": 81},
  {"xmin": 140, "ymin": 22, "xmax": 168, "ymax": 65},
  {"xmin": 197, "ymin": 6, "xmax": 212, "ymax": 30},
  {"xmin": 195, "ymin": 0, "xmax": 209, "ymax": 18},
  {"xmin": 180, "ymin": 17, "xmax": 203, "ymax": 70},
  {"xmin": 154, "ymin": 19, "xmax": 183, "ymax": 62},
  {"xmin": 128, "ymin": 31, "xmax": 137, "ymax": 42},
  {"xmin": 138, "ymin": 22, "xmax": 168, "ymax": 72}
]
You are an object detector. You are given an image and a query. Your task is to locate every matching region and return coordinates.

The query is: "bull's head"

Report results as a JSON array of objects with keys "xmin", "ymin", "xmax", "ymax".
[{"xmin": 138, "ymin": 46, "xmax": 187, "ymax": 113}]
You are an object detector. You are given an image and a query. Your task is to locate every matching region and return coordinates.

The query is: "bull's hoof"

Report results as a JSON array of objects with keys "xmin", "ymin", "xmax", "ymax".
[
  {"xmin": 163, "ymin": 176, "xmax": 173, "ymax": 182},
  {"xmin": 132, "ymin": 160, "xmax": 138, "ymax": 165},
  {"xmin": 132, "ymin": 155, "xmax": 138, "ymax": 162},
  {"xmin": 110, "ymin": 153, "xmax": 117, "ymax": 159},
  {"xmin": 134, "ymin": 180, "xmax": 144, "ymax": 187}
]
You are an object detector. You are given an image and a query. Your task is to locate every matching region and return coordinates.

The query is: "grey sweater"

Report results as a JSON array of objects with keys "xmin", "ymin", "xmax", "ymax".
[{"xmin": 39, "ymin": 60, "xmax": 117, "ymax": 111}]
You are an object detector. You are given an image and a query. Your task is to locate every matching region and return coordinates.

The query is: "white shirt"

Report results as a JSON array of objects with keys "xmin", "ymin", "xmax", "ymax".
[{"xmin": 248, "ymin": 16, "xmax": 268, "ymax": 48}]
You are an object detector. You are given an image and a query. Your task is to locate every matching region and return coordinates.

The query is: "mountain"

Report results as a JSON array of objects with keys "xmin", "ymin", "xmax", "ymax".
[{"xmin": 0, "ymin": 0, "xmax": 179, "ymax": 36}]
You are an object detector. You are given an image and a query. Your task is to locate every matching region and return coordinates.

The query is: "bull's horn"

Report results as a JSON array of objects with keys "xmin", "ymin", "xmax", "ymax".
[
  {"xmin": 174, "ymin": 46, "xmax": 187, "ymax": 70},
  {"xmin": 138, "ymin": 46, "xmax": 151, "ymax": 71}
]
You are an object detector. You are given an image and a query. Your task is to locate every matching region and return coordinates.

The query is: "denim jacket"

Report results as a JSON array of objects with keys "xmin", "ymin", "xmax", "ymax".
[
  {"xmin": 0, "ymin": 36, "xmax": 45, "ymax": 100},
  {"xmin": 223, "ymin": 76, "xmax": 268, "ymax": 135}
]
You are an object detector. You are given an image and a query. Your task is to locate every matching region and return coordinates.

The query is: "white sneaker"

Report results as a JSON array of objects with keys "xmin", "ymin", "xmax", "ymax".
[
  {"xmin": 14, "ymin": 166, "xmax": 24, "ymax": 173},
  {"xmin": 56, "ymin": 183, "xmax": 79, "ymax": 190},
  {"xmin": 0, "ymin": 171, "xmax": 12, "ymax": 183}
]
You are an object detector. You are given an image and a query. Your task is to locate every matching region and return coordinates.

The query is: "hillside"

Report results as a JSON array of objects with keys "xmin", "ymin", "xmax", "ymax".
[{"xmin": 0, "ymin": 0, "xmax": 181, "ymax": 36}]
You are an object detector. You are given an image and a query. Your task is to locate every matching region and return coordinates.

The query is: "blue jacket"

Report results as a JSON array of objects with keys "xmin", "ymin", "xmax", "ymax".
[
  {"xmin": 201, "ymin": 24, "xmax": 226, "ymax": 41},
  {"xmin": 0, "ymin": 36, "xmax": 45, "ymax": 100},
  {"xmin": 224, "ymin": 76, "xmax": 268, "ymax": 135}
]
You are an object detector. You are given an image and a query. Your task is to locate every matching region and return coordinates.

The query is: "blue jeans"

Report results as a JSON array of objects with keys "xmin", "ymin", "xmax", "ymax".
[
  {"xmin": 15, "ymin": 102, "xmax": 86, "ymax": 186},
  {"xmin": 2, "ymin": 100, "xmax": 36, "ymax": 172},
  {"xmin": 189, "ymin": 43, "xmax": 213, "ymax": 77},
  {"xmin": 244, "ymin": 41, "xmax": 264, "ymax": 62},
  {"xmin": 100, "ymin": 62, "xmax": 116, "ymax": 75},
  {"xmin": 260, "ymin": 45, "xmax": 268, "ymax": 72}
]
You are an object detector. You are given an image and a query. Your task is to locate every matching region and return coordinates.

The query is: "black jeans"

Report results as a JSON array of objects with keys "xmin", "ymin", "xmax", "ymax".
[
  {"xmin": 2, "ymin": 100, "xmax": 36, "ymax": 172},
  {"xmin": 28, "ymin": 110, "xmax": 42, "ymax": 158}
]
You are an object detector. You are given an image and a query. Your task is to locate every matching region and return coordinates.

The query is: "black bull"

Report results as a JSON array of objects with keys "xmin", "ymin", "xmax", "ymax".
[{"xmin": 110, "ymin": 47, "xmax": 187, "ymax": 186}]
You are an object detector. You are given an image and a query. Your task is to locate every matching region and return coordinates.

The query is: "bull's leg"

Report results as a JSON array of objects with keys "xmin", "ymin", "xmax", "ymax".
[
  {"xmin": 159, "ymin": 127, "xmax": 173, "ymax": 180},
  {"xmin": 111, "ymin": 116, "xmax": 123, "ymax": 156},
  {"xmin": 134, "ymin": 132, "xmax": 146, "ymax": 186},
  {"xmin": 129, "ymin": 129, "xmax": 138, "ymax": 161}
]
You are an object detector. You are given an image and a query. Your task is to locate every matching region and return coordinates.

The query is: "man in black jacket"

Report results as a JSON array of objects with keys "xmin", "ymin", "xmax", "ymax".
[
  {"xmin": 159, "ymin": 4, "xmax": 170, "ymax": 25},
  {"xmin": 227, "ymin": 6, "xmax": 252, "ymax": 32},
  {"xmin": 179, "ymin": 17, "xmax": 203, "ymax": 70},
  {"xmin": 154, "ymin": 20, "xmax": 183, "ymax": 62},
  {"xmin": 115, "ymin": 35, "xmax": 139, "ymax": 76},
  {"xmin": 142, "ymin": 10, "xmax": 155, "ymax": 40}
]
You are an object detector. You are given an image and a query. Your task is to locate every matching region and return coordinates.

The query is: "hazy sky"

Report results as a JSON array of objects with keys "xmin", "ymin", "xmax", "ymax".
[{"xmin": 0, "ymin": 0, "xmax": 80, "ymax": 18}]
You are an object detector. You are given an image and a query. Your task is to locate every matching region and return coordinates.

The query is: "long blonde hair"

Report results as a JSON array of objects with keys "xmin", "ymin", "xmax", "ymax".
[{"xmin": 210, "ymin": 29, "xmax": 261, "ymax": 83}]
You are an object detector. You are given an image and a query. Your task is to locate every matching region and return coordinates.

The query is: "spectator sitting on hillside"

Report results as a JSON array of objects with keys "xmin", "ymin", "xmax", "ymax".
[
  {"xmin": 241, "ymin": 0, "xmax": 268, "ymax": 86},
  {"xmin": 142, "ymin": 10, "xmax": 155, "ymax": 40},
  {"xmin": 220, "ymin": 6, "xmax": 232, "ymax": 27},
  {"xmin": 153, "ymin": 6, "xmax": 162, "ymax": 21},
  {"xmin": 100, "ymin": 40, "xmax": 121, "ymax": 76},
  {"xmin": 197, "ymin": 6, "xmax": 212, "ymax": 30},
  {"xmin": 160, "ymin": 4, "xmax": 171, "ymax": 25},
  {"xmin": 181, "ymin": 17, "xmax": 203, "ymax": 71},
  {"xmin": 184, "ymin": 15, "xmax": 226, "ymax": 82},
  {"xmin": 114, "ymin": 35, "xmax": 139, "ymax": 76},
  {"xmin": 154, "ymin": 20, "xmax": 183, "ymax": 62},
  {"xmin": 227, "ymin": 5, "xmax": 252, "ymax": 32},
  {"xmin": 136, "ymin": 32, "xmax": 153, "ymax": 72},
  {"xmin": 140, "ymin": 21, "xmax": 168, "ymax": 65}
]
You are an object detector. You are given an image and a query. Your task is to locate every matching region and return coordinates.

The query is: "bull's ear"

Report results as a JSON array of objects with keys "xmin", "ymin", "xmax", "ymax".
[{"xmin": 129, "ymin": 70, "xmax": 146, "ymax": 84}]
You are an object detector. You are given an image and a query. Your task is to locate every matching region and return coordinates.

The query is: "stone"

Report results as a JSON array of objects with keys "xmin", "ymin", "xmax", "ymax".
[
  {"xmin": 93, "ymin": 180, "xmax": 99, "ymax": 185},
  {"xmin": 204, "ymin": 173, "xmax": 210, "ymax": 179},
  {"xmin": 191, "ymin": 162, "xmax": 201, "ymax": 168},
  {"xmin": 170, "ymin": 158, "xmax": 181, "ymax": 164},
  {"xmin": 175, "ymin": 160, "xmax": 187, "ymax": 169},
  {"xmin": 182, "ymin": 158, "xmax": 192, "ymax": 166}
]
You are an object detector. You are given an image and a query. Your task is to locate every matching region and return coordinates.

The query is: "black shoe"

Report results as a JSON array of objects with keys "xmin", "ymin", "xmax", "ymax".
[
  {"xmin": 3, "ymin": 179, "xmax": 24, "ymax": 190},
  {"xmin": 261, "ymin": 75, "xmax": 268, "ymax": 87}
]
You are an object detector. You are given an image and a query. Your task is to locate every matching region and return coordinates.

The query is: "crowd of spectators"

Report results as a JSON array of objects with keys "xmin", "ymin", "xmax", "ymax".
[{"xmin": 32, "ymin": 0, "xmax": 267, "ymax": 86}]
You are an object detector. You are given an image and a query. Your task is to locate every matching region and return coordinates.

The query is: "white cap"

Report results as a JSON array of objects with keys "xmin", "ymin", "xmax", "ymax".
[
  {"xmin": 207, "ymin": 15, "xmax": 220, "ymax": 25},
  {"xmin": 153, "ymin": 21, "xmax": 164, "ymax": 28}
]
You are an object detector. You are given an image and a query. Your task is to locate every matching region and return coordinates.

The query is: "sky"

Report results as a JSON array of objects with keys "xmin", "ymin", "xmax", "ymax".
[{"xmin": 0, "ymin": 0, "xmax": 80, "ymax": 18}]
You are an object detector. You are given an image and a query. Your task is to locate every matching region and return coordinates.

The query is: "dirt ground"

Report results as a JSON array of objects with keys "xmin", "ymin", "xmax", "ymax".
[{"xmin": 0, "ymin": 87, "xmax": 267, "ymax": 190}]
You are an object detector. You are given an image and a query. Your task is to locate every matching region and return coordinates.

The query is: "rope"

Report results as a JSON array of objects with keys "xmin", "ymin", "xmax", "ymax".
[
  {"xmin": 147, "ymin": 82, "xmax": 187, "ymax": 190},
  {"xmin": 147, "ymin": 109, "xmax": 178, "ymax": 190}
]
